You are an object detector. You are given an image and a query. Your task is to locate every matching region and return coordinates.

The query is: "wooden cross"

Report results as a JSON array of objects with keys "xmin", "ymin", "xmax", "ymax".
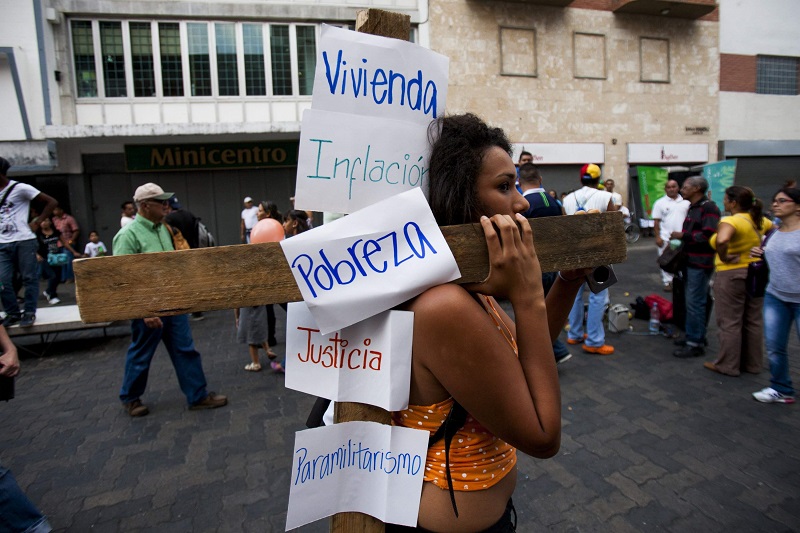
[{"xmin": 73, "ymin": 9, "xmax": 627, "ymax": 532}]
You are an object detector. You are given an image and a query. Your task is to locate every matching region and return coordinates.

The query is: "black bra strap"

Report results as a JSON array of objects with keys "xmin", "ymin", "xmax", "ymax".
[{"xmin": 428, "ymin": 400, "xmax": 468, "ymax": 517}]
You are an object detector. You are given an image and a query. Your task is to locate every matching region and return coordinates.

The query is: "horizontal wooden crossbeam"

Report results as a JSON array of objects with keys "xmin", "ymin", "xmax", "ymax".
[{"xmin": 74, "ymin": 212, "xmax": 626, "ymax": 324}]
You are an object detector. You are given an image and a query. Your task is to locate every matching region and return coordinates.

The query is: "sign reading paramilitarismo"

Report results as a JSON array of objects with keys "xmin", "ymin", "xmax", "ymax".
[{"xmin": 125, "ymin": 141, "xmax": 299, "ymax": 172}]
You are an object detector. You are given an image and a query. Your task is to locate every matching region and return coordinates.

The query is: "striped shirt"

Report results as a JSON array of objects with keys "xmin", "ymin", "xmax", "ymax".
[{"xmin": 681, "ymin": 197, "xmax": 720, "ymax": 269}]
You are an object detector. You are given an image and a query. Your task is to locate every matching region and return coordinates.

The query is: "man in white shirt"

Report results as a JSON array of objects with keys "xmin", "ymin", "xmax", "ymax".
[
  {"xmin": 0, "ymin": 157, "xmax": 58, "ymax": 327},
  {"xmin": 563, "ymin": 164, "xmax": 617, "ymax": 356},
  {"xmin": 604, "ymin": 178, "xmax": 623, "ymax": 208},
  {"xmin": 652, "ymin": 179, "xmax": 690, "ymax": 291},
  {"xmin": 240, "ymin": 197, "xmax": 259, "ymax": 243},
  {"xmin": 120, "ymin": 201, "xmax": 136, "ymax": 228}
]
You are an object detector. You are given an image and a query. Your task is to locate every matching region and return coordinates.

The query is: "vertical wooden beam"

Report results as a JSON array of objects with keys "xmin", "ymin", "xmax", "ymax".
[{"xmin": 330, "ymin": 10, "xmax": 411, "ymax": 533}]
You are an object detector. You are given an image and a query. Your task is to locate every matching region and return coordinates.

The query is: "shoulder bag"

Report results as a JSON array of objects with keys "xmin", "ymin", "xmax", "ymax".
[
  {"xmin": 166, "ymin": 224, "xmax": 190, "ymax": 251},
  {"xmin": 744, "ymin": 218, "xmax": 773, "ymax": 298},
  {"xmin": 658, "ymin": 242, "xmax": 685, "ymax": 274}
]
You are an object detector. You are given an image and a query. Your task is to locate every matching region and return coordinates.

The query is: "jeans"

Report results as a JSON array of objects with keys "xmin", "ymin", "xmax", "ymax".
[
  {"xmin": 0, "ymin": 465, "xmax": 52, "ymax": 533},
  {"xmin": 763, "ymin": 292, "xmax": 800, "ymax": 396},
  {"xmin": 685, "ymin": 266, "xmax": 713, "ymax": 346},
  {"xmin": 39, "ymin": 261, "xmax": 61, "ymax": 299},
  {"xmin": 59, "ymin": 249, "xmax": 74, "ymax": 282},
  {"xmin": 0, "ymin": 238, "xmax": 39, "ymax": 317},
  {"xmin": 120, "ymin": 314, "xmax": 209, "ymax": 405},
  {"xmin": 542, "ymin": 271, "xmax": 570, "ymax": 359},
  {"xmin": 567, "ymin": 283, "xmax": 608, "ymax": 347}
]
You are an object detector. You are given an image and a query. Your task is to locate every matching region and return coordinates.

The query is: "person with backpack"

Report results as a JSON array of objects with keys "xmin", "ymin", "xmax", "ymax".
[
  {"xmin": 561, "ymin": 164, "xmax": 618, "ymax": 355},
  {"xmin": 0, "ymin": 157, "xmax": 58, "ymax": 328}
]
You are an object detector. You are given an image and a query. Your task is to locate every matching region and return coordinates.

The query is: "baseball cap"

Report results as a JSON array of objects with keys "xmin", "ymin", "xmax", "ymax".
[
  {"xmin": 168, "ymin": 196, "xmax": 182, "ymax": 209},
  {"xmin": 244, "ymin": 196, "xmax": 253, "ymax": 203},
  {"xmin": 133, "ymin": 183, "xmax": 174, "ymax": 203},
  {"xmin": 580, "ymin": 164, "xmax": 602, "ymax": 181}
]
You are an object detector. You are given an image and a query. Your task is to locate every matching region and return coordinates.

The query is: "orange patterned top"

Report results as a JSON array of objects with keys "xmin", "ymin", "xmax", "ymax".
[{"xmin": 392, "ymin": 295, "xmax": 517, "ymax": 491}]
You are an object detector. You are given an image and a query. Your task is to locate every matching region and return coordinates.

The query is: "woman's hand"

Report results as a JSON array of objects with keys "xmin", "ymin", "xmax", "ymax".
[
  {"xmin": 750, "ymin": 246, "xmax": 764, "ymax": 259},
  {"xmin": 463, "ymin": 214, "xmax": 542, "ymax": 301},
  {"xmin": 722, "ymin": 253, "xmax": 740, "ymax": 264}
]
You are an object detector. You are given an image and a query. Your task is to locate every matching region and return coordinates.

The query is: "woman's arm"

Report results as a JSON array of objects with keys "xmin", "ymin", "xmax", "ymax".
[
  {"xmin": 713, "ymin": 222, "xmax": 738, "ymax": 263},
  {"xmin": 59, "ymin": 234, "xmax": 81, "ymax": 257},
  {"xmin": 410, "ymin": 214, "xmax": 561, "ymax": 458}
]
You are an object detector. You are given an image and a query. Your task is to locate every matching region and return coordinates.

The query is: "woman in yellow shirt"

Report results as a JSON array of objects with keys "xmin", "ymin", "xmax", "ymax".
[{"xmin": 707, "ymin": 186, "xmax": 773, "ymax": 376}]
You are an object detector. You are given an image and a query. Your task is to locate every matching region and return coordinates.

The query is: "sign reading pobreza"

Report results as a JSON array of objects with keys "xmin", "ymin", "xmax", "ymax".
[
  {"xmin": 286, "ymin": 421, "xmax": 428, "ymax": 530},
  {"xmin": 293, "ymin": 24, "xmax": 449, "ymax": 214},
  {"xmin": 295, "ymin": 109, "xmax": 430, "ymax": 213},
  {"xmin": 284, "ymin": 302, "xmax": 414, "ymax": 411},
  {"xmin": 280, "ymin": 187, "xmax": 460, "ymax": 334}
]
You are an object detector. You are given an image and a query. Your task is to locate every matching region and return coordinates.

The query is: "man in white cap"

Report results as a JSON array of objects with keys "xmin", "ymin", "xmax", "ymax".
[
  {"xmin": 112, "ymin": 182, "xmax": 227, "ymax": 417},
  {"xmin": 240, "ymin": 196, "xmax": 258, "ymax": 243}
]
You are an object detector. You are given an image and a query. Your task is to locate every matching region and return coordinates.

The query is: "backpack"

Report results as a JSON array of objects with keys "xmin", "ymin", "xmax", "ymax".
[
  {"xmin": 607, "ymin": 304, "xmax": 630, "ymax": 333},
  {"xmin": 196, "ymin": 220, "xmax": 216, "ymax": 248}
]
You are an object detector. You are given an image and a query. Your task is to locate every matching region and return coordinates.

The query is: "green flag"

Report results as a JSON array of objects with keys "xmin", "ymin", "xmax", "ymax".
[{"xmin": 637, "ymin": 166, "xmax": 669, "ymax": 218}]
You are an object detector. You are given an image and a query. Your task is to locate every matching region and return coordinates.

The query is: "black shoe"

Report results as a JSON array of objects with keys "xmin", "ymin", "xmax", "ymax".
[
  {"xmin": 19, "ymin": 313, "xmax": 35, "ymax": 327},
  {"xmin": 673, "ymin": 345, "xmax": 704, "ymax": 358},
  {"xmin": 2, "ymin": 314, "xmax": 21, "ymax": 327},
  {"xmin": 674, "ymin": 337, "xmax": 708, "ymax": 347},
  {"xmin": 555, "ymin": 352, "xmax": 573, "ymax": 365}
]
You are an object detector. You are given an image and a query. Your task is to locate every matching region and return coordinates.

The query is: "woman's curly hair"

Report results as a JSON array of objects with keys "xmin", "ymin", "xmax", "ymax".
[{"xmin": 427, "ymin": 113, "xmax": 512, "ymax": 226}]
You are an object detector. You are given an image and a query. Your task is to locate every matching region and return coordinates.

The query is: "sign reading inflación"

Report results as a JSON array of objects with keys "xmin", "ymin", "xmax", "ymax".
[
  {"xmin": 285, "ymin": 303, "xmax": 413, "ymax": 411},
  {"xmin": 280, "ymin": 187, "xmax": 460, "ymax": 334},
  {"xmin": 294, "ymin": 24, "xmax": 449, "ymax": 214},
  {"xmin": 286, "ymin": 421, "xmax": 428, "ymax": 530}
]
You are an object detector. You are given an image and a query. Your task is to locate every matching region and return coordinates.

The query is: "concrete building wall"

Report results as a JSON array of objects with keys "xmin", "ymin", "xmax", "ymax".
[
  {"xmin": 428, "ymin": 1, "xmax": 719, "ymax": 202},
  {"xmin": 719, "ymin": 0, "xmax": 800, "ymax": 57}
]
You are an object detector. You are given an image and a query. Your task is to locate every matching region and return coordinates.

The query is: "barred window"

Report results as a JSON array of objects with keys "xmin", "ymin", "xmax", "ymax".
[
  {"xmin": 70, "ymin": 19, "xmax": 330, "ymax": 99},
  {"xmin": 188, "ymin": 23, "xmax": 212, "ymax": 96},
  {"xmin": 243, "ymin": 24, "xmax": 266, "ymax": 96},
  {"xmin": 130, "ymin": 22, "xmax": 155, "ymax": 97},
  {"xmin": 159, "ymin": 23, "xmax": 184, "ymax": 97},
  {"xmin": 216, "ymin": 23, "xmax": 239, "ymax": 96},
  {"xmin": 71, "ymin": 20, "xmax": 97, "ymax": 97},
  {"xmin": 757, "ymin": 56, "xmax": 798, "ymax": 95}
]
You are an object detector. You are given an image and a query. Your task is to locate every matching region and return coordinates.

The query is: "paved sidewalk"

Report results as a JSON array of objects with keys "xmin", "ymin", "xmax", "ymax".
[{"xmin": 1, "ymin": 238, "xmax": 798, "ymax": 532}]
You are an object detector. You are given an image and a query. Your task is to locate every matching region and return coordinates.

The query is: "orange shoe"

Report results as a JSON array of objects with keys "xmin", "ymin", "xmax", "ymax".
[
  {"xmin": 583, "ymin": 344, "xmax": 614, "ymax": 355},
  {"xmin": 566, "ymin": 333, "xmax": 588, "ymax": 345}
]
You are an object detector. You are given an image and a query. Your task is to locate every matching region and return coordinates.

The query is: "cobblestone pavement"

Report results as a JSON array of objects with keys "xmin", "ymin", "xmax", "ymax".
[{"xmin": 1, "ymin": 238, "xmax": 798, "ymax": 532}]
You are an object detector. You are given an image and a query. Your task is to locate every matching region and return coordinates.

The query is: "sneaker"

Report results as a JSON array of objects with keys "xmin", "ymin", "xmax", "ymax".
[
  {"xmin": 19, "ymin": 313, "xmax": 35, "ymax": 327},
  {"xmin": 582, "ymin": 344, "xmax": 614, "ymax": 355},
  {"xmin": 189, "ymin": 392, "xmax": 228, "ymax": 410},
  {"xmin": 123, "ymin": 399, "xmax": 149, "ymax": 417},
  {"xmin": 566, "ymin": 333, "xmax": 588, "ymax": 345},
  {"xmin": 663, "ymin": 283, "xmax": 672, "ymax": 293},
  {"xmin": 270, "ymin": 361, "xmax": 285, "ymax": 374},
  {"xmin": 2, "ymin": 314, "xmax": 21, "ymax": 327},
  {"xmin": 190, "ymin": 312, "xmax": 205, "ymax": 321},
  {"xmin": 674, "ymin": 337, "xmax": 708, "ymax": 347},
  {"xmin": 43, "ymin": 290, "xmax": 52, "ymax": 301},
  {"xmin": 673, "ymin": 345, "xmax": 704, "ymax": 358},
  {"xmin": 752, "ymin": 387, "xmax": 795, "ymax": 404},
  {"xmin": 555, "ymin": 352, "xmax": 573, "ymax": 365},
  {"xmin": 48, "ymin": 297, "xmax": 61, "ymax": 305}
]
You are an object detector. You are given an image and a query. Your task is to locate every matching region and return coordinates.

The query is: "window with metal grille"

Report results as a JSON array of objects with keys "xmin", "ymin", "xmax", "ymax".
[
  {"xmin": 270, "ymin": 25, "xmax": 292, "ymax": 96},
  {"xmin": 296, "ymin": 26, "xmax": 317, "ymax": 96},
  {"xmin": 243, "ymin": 24, "xmax": 266, "ymax": 96},
  {"xmin": 216, "ymin": 23, "xmax": 239, "ymax": 96},
  {"xmin": 130, "ymin": 22, "xmax": 155, "ymax": 97},
  {"xmin": 159, "ymin": 23, "xmax": 184, "ymax": 97},
  {"xmin": 71, "ymin": 20, "xmax": 97, "ymax": 97},
  {"xmin": 188, "ymin": 23, "xmax": 211, "ymax": 96},
  {"xmin": 757, "ymin": 56, "xmax": 798, "ymax": 95}
]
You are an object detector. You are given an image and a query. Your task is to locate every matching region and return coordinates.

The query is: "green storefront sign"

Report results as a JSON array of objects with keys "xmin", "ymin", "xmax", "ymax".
[{"xmin": 125, "ymin": 141, "xmax": 299, "ymax": 172}]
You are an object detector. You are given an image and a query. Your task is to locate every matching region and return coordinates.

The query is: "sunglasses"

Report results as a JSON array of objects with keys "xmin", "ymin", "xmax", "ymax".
[
  {"xmin": 146, "ymin": 199, "xmax": 170, "ymax": 206},
  {"xmin": 773, "ymin": 198, "xmax": 795, "ymax": 205}
]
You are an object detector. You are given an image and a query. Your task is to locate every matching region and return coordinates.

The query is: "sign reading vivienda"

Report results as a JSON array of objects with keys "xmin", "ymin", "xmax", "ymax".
[
  {"xmin": 279, "ymin": 188, "xmax": 460, "ymax": 334},
  {"xmin": 286, "ymin": 421, "xmax": 428, "ymax": 530},
  {"xmin": 285, "ymin": 303, "xmax": 413, "ymax": 411},
  {"xmin": 311, "ymin": 25, "xmax": 449, "ymax": 124},
  {"xmin": 294, "ymin": 110, "xmax": 430, "ymax": 213},
  {"xmin": 124, "ymin": 141, "xmax": 298, "ymax": 172}
]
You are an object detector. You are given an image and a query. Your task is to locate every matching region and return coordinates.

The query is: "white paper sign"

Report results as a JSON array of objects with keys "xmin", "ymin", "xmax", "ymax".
[
  {"xmin": 312, "ymin": 25, "xmax": 449, "ymax": 124},
  {"xmin": 280, "ymin": 188, "xmax": 460, "ymax": 334},
  {"xmin": 286, "ymin": 421, "xmax": 428, "ymax": 530},
  {"xmin": 285, "ymin": 303, "xmax": 414, "ymax": 411},
  {"xmin": 294, "ymin": 109, "xmax": 431, "ymax": 214}
]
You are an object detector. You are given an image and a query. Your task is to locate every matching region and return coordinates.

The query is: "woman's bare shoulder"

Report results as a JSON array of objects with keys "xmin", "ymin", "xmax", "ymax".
[{"xmin": 404, "ymin": 283, "xmax": 478, "ymax": 317}]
